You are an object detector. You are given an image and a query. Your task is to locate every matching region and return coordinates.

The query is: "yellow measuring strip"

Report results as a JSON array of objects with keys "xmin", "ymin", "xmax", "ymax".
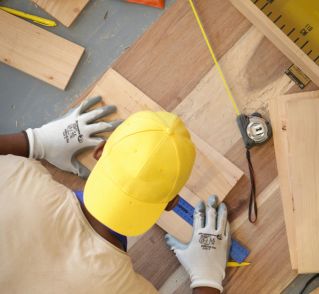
[{"xmin": 188, "ymin": 0, "xmax": 241, "ymax": 116}]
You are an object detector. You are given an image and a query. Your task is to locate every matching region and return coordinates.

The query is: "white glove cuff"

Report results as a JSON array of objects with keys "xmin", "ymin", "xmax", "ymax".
[
  {"xmin": 191, "ymin": 280, "xmax": 223, "ymax": 293},
  {"xmin": 25, "ymin": 128, "xmax": 35, "ymax": 158},
  {"xmin": 25, "ymin": 128, "xmax": 45, "ymax": 159}
]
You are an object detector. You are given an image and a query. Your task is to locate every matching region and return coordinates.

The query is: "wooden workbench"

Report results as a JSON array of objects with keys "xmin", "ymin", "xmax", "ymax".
[{"xmin": 45, "ymin": 0, "xmax": 319, "ymax": 292}]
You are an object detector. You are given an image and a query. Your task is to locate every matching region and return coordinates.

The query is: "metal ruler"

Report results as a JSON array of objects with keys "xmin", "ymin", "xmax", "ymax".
[{"xmin": 253, "ymin": 0, "xmax": 319, "ymax": 65}]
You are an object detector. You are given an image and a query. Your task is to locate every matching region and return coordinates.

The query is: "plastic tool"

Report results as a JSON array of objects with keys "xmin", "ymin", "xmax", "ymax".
[{"xmin": 0, "ymin": 6, "xmax": 57, "ymax": 27}]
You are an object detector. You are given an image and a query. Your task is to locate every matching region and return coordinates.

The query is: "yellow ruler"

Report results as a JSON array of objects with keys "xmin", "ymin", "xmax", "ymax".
[
  {"xmin": 254, "ymin": 0, "xmax": 319, "ymax": 66},
  {"xmin": 230, "ymin": 0, "xmax": 319, "ymax": 87}
]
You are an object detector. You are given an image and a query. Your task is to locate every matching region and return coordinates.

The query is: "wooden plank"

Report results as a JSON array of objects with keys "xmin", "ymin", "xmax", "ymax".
[
  {"xmin": 0, "ymin": 10, "xmax": 84, "ymax": 90},
  {"xmin": 77, "ymin": 68, "xmax": 243, "ymax": 205},
  {"xmin": 113, "ymin": 0, "xmax": 251, "ymax": 111},
  {"xmin": 174, "ymin": 26, "xmax": 293, "ymax": 155},
  {"xmin": 230, "ymin": 0, "xmax": 319, "ymax": 87},
  {"xmin": 33, "ymin": 0, "xmax": 90, "ymax": 27},
  {"xmin": 287, "ymin": 96, "xmax": 319, "ymax": 273},
  {"xmin": 269, "ymin": 94, "xmax": 298, "ymax": 269}
]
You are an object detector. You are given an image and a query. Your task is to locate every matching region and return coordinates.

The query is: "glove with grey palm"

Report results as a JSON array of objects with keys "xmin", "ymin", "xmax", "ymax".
[
  {"xmin": 26, "ymin": 96, "xmax": 122, "ymax": 178},
  {"xmin": 165, "ymin": 195, "xmax": 230, "ymax": 292}
]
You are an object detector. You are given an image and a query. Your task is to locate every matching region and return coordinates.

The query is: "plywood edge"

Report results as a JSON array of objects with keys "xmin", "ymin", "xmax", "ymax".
[
  {"xmin": 286, "ymin": 97, "xmax": 319, "ymax": 273},
  {"xmin": 33, "ymin": 0, "xmax": 90, "ymax": 27},
  {"xmin": 269, "ymin": 96, "xmax": 297, "ymax": 269},
  {"xmin": 230, "ymin": 0, "xmax": 319, "ymax": 86}
]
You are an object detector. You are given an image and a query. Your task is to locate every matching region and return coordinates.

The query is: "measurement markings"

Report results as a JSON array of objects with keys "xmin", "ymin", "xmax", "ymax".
[
  {"xmin": 261, "ymin": 2, "xmax": 269, "ymax": 10},
  {"xmin": 280, "ymin": 24, "xmax": 286, "ymax": 30},
  {"xmin": 307, "ymin": 50, "xmax": 313, "ymax": 56},
  {"xmin": 287, "ymin": 28, "xmax": 295, "ymax": 36},
  {"xmin": 274, "ymin": 15, "xmax": 282, "ymax": 23},
  {"xmin": 267, "ymin": 11, "xmax": 272, "ymax": 17},
  {"xmin": 294, "ymin": 37, "xmax": 300, "ymax": 43},
  {"xmin": 253, "ymin": 0, "xmax": 259, "ymax": 3},
  {"xmin": 315, "ymin": 56, "xmax": 319, "ymax": 63},
  {"xmin": 300, "ymin": 41, "xmax": 309, "ymax": 49}
]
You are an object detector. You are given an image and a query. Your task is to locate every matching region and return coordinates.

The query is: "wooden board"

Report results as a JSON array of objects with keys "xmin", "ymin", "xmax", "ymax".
[
  {"xmin": 230, "ymin": 0, "xmax": 319, "ymax": 86},
  {"xmin": 269, "ymin": 94, "xmax": 298, "ymax": 269},
  {"xmin": 33, "ymin": 0, "xmax": 90, "ymax": 27},
  {"xmin": 287, "ymin": 96, "xmax": 319, "ymax": 273},
  {"xmin": 77, "ymin": 68, "xmax": 243, "ymax": 203},
  {"xmin": 0, "ymin": 10, "xmax": 84, "ymax": 90},
  {"xmin": 174, "ymin": 26, "xmax": 293, "ymax": 155},
  {"xmin": 55, "ymin": 0, "xmax": 313, "ymax": 290},
  {"xmin": 113, "ymin": 0, "xmax": 251, "ymax": 111}
]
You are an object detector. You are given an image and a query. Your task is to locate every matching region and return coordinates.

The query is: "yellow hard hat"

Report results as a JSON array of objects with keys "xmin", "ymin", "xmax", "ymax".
[{"xmin": 84, "ymin": 111, "xmax": 196, "ymax": 236}]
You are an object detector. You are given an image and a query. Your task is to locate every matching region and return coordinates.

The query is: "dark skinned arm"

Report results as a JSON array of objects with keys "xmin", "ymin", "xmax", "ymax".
[
  {"xmin": 193, "ymin": 287, "xmax": 220, "ymax": 294},
  {"xmin": 0, "ymin": 133, "xmax": 29, "ymax": 157}
]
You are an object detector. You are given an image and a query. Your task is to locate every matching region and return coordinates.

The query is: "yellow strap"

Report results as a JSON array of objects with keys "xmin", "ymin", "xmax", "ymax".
[{"xmin": 188, "ymin": 0, "xmax": 241, "ymax": 115}]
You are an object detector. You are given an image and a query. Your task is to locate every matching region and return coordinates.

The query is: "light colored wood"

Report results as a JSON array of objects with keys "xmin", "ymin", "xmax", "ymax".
[
  {"xmin": 77, "ymin": 68, "xmax": 243, "ymax": 205},
  {"xmin": 113, "ymin": 0, "xmax": 251, "ymax": 111},
  {"xmin": 270, "ymin": 91, "xmax": 319, "ymax": 270},
  {"xmin": 230, "ymin": 0, "xmax": 319, "ymax": 87},
  {"xmin": 174, "ymin": 26, "xmax": 293, "ymax": 155},
  {"xmin": 0, "ymin": 10, "xmax": 84, "ymax": 90},
  {"xmin": 33, "ymin": 0, "xmax": 90, "ymax": 27},
  {"xmin": 287, "ymin": 97, "xmax": 319, "ymax": 273},
  {"xmin": 269, "ymin": 95, "xmax": 298, "ymax": 269},
  {"xmin": 162, "ymin": 179, "xmax": 298, "ymax": 293}
]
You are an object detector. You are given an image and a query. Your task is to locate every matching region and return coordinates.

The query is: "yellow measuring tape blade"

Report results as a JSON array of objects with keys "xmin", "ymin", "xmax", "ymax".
[
  {"xmin": 188, "ymin": 0, "xmax": 241, "ymax": 116},
  {"xmin": 253, "ymin": 0, "xmax": 319, "ymax": 65}
]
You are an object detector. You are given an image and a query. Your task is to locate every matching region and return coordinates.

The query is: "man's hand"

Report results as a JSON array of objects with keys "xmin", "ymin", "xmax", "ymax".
[
  {"xmin": 165, "ymin": 195, "xmax": 230, "ymax": 293},
  {"xmin": 26, "ymin": 96, "xmax": 122, "ymax": 178}
]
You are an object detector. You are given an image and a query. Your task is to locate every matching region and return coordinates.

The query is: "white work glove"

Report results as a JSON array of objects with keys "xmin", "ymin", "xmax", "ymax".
[
  {"xmin": 165, "ymin": 195, "xmax": 230, "ymax": 292},
  {"xmin": 26, "ymin": 96, "xmax": 122, "ymax": 178}
]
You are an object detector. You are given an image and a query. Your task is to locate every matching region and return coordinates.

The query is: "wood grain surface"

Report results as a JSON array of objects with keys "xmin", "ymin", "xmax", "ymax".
[
  {"xmin": 0, "ymin": 10, "xmax": 84, "ymax": 90},
  {"xmin": 287, "ymin": 96, "xmax": 319, "ymax": 273},
  {"xmin": 46, "ymin": 0, "xmax": 318, "ymax": 290},
  {"xmin": 33, "ymin": 0, "xmax": 90, "ymax": 27},
  {"xmin": 269, "ymin": 93, "xmax": 298, "ymax": 269},
  {"xmin": 76, "ymin": 69, "xmax": 243, "ymax": 204},
  {"xmin": 113, "ymin": 0, "xmax": 251, "ymax": 111}
]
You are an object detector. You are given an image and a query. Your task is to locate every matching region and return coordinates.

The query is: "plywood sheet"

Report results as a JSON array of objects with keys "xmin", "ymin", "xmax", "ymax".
[
  {"xmin": 174, "ymin": 26, "xmax": 293, "ymax": 155},
  {"xmin": 269, "ymin": 95, "xmax": 297, "ymax": 269},
  {"xmin": 113, "ymin": 0, "xmax": 251, "ymax": 111},
  {"xmin": 0, "ymin": 10, "xmax": 84, "ymax": 90},
  {"xmin": 77, "ymin": 69, "xmax": 243, "ymax": 205},
  {"xmin": 33, "ymin": 0, "xmax": 90, "ymax": 27},
  {"xmin": 287, "ymin": 96, "xmax": 319, "ymax": 273}
]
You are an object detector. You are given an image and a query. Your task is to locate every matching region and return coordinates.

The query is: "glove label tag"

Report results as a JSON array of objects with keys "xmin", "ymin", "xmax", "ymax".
[
  {"xmin": 199, "ymin": 233, "xmax": 222, "ymax": 250},
  {"xmin": 63, "ymin": 120, "xmax": 83, "ymax": 143}
]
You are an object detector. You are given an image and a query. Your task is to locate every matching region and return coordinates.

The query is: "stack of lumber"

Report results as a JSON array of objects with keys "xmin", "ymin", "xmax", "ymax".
[{"xmin": 270, "ymin": 90, "xmax": 319, "ymax": 273}]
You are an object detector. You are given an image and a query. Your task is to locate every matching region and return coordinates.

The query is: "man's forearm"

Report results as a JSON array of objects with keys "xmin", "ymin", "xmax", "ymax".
[
  {"xmin": 193, "ymin": 287, "xmax": 220, "ymax": 294},
  {"xmin": 0, "ymin": 133, "xmax": 29, "ymax": 157}
]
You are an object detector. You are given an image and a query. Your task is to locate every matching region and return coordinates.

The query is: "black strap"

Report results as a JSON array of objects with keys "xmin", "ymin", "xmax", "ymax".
[
  {"xmin": 246, "ymin": 149, "xmax": 257, "ymax": 223},
  {"xmin": 300, "ymin": 274, "xmax": 319, "ymax": 294}
]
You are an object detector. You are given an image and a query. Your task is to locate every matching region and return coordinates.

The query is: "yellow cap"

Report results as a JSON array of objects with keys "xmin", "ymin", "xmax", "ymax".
[{"xmin": 84, "ymin": 111, "xmax": 196, "ymax": 236}]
